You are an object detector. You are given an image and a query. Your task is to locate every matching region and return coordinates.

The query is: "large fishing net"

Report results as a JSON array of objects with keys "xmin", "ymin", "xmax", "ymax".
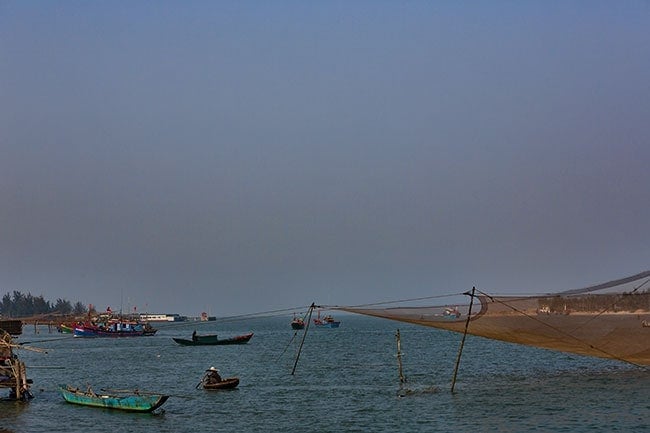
[{"xmin": 337, "ymin": 270, "xmax": 650, "ymax": 366}]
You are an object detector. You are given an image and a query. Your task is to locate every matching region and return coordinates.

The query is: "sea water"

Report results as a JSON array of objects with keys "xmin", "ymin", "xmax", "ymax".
[{"xmin": 1, "ymin": 315, "xmax": 648, "ymax": 433}]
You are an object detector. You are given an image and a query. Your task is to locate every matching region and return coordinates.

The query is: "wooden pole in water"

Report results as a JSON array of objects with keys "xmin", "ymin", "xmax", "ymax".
[
  {"xmin": 396, "ymin": 329, "xmax": 406, "ymax": 384},
  {"xmin": 291, "ymin": 303, "xmax": 315, "ymax": 375},
  {"xmin": 451, "ymin": 286, "xmax": 476, "ymax": 393}
]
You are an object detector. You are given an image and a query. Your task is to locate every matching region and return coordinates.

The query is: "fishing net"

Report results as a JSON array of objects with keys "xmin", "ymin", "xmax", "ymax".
[{"xmin": 337, "ymin": 271, "xmax": 650, "ymax": 367}]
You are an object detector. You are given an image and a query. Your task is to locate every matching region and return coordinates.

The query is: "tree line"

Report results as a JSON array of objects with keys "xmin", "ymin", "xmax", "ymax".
[
  {"xmin": 0, "ymin": 290, "xmax": 88, "ymax": 318},
  {"xmin": 538, "ymin": 290, "xmax": 650, "ymax": 313}
]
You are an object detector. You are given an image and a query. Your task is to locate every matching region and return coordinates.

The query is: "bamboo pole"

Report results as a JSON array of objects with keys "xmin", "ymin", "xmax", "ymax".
[
  {"xmin": 396, "ymin": 329, "xmax": 406, "ymax": 384},
  {"xmin": 450, "ymin": 287, "xmax": 476, "ymax": 393},
  {"xmin": 291, "ymin": 303, "xmax": 315, "ymax": 375}
]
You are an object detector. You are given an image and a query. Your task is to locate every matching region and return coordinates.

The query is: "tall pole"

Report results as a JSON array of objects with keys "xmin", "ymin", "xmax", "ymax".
[
  {"xmin": 396, "ymin": 329, "xmax": 406, "ymax": 384},
  {"xmin": 291, "ymin": 303, "xmax": 315, "ymax": 375},
  {"xmin": 451, "ymin": 287, "xmax": 475, "ymax": 393}
]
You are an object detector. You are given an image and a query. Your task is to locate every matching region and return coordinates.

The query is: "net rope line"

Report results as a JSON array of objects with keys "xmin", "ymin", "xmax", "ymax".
[
  {"xmin": 328, "ymin": 292, "xmax": 467, "ymax": 309},
  {"xmin": 475, "ymin": 289, "xmax": 647, "ymax": 370},
  {"xmin": 153, "ymin": 305, "xmax": 316, "ymax": 329}
]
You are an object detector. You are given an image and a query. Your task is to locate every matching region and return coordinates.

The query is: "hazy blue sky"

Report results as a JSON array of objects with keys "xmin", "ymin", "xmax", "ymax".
[{"xmin": 1, "ymin": 2, "xmax": 649, "ymax": 316}]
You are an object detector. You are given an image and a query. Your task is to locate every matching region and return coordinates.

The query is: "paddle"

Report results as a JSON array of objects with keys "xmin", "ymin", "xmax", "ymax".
[{"xmin": 195, "ymin": 374, "xmax": 208, "ymax": 389}]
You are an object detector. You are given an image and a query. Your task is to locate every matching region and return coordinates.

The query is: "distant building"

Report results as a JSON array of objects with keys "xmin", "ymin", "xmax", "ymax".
[{"xmin": 139, "ymin": 313, "xmax": 188, "ymax": 322}]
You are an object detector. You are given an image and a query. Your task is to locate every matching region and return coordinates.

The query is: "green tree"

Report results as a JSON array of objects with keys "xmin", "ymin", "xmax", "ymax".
[
  {"xmin": 53, "ymin": 298, "xmax": 73, "ymax": 315},
  {"xmin": 72, "ymin": 302, "xmax": 87, "ymax": 315}
]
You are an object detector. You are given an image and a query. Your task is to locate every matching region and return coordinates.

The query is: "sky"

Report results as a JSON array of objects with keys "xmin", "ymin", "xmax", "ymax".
[{"xmin": 1, "ymin": 1, "xmax": 649, "ymax": 317}]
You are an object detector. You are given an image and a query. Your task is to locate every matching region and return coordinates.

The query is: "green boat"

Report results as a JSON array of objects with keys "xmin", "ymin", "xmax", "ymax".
[
  {"xmin": 59, "ymin": 385, "xmax": 169, "ymax": 412},
  {"xmin": 172, "ymin": 332, "xmax": 253, "ymax": 346}
]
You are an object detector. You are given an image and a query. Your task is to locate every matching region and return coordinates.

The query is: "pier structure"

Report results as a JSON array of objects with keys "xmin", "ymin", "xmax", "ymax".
[{"xmin": 0, "ymin": 320, "xmax": 32, "ymax": 400}]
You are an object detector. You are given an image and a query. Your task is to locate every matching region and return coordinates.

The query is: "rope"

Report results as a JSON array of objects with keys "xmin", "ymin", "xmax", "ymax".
[
  {"xmin": 276, "ymin": 330, "xmax": 300, "ymax": 362},
  {"xmin": 159, "ymin": 305, "xmax": 314, "ymax": 330},
  {"xmin": 331, "ymin": 292, "xmax": 467, "ymax": 309},
  {"xmin": 18, "ymin": 335, "xmax": 75, "ymax": 344}
]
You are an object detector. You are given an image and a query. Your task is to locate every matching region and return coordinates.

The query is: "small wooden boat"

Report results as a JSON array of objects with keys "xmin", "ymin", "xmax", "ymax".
[
  {"xmin": 199, "ymin": 367, "xmax": 239, "ymax": 390},
  {"xmin": 172, "ymin": 332, "xmax": 253, "ymax": 346},
  {"xmin": 203, "ymin": 377, "xmax": 240, "ymax": 390},
  {"xmin": 59, "ymin": 385, "xmax": 169, "ymax": 412}
]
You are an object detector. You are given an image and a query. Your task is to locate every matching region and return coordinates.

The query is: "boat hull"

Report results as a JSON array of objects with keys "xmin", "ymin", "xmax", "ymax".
[
  {"xmin": 73, "ymin": 325, "xmax": 157, "ymax": 338},
  {"xmin": 57, "ymin": 324, "xmax": 74, "ymax": 333},
  {"xmin": 315, "ymin": 321, "xmax": 340, "ymax": 328},
  {"xmin": 202, "ymin": 377, "xmax": 240, "ymax": 390},
  {"xmin": 172, "ymin": 333, "xmax": 253, "ymax": 346},
  {"xmin": 59, "ymin": 385, "xmax": 168, "ymax": 412}
]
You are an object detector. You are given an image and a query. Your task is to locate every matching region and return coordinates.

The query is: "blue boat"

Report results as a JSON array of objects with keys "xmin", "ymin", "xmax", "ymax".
[
  {"xmin": 73, "ymin": 320, "xmax": 157, "ymax": 338},
  {"xmin": 313, "ymin": 311, "xmax": 341, "ymax": 328},
  {"xmin": 59, "ymin": 385, "xmax": 169, "ymax": 412}
]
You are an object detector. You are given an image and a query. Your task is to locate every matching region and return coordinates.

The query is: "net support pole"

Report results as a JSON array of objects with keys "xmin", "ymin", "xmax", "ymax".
[
  {"xmin": 396, "ymin": 329, "xmax": 406, "ymax": 385},
  {"xmin": 451, "ymin": 286, "xmax": 476, "ymax": 393},
  {"xmin": 291, "ymin": 303, "xmax": 315, "ymax": 375}
]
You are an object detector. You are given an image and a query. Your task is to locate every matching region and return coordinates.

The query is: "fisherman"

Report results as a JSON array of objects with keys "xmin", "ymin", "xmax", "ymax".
[
  {"xmin": 206, "ymin": 366, "xmax": 222, "ymax": 384},
  {"xmin": 192, "ymin": 330, "xmax": 197, "ymax": 341}
]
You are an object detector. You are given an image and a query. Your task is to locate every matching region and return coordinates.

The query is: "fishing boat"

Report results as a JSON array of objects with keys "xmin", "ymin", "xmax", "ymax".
[
  {"xmin": 59, "ymin": 385, "xmax": 169, "ymax": 412},
  {"xmin": 203, "ymin": 378, "xmax": 239, "ymax": 390},
  {"xmin": 339, "ymin": 270, "xmax": 650, "ymax": 366},
  {"xmin": 172, "ymin": 332, "xmax": 253, "ymax": 346},
  {"xmin": 199, "ymin": 367, "xmax": 239, "ymax": 390},
  {"xmin": 290, "ymin": 314, "xmax": 305, "ymax": 330},
  {"xmin": 313, "ymin": 310, "xmax": 340, "ymax": 328},
  {"xmin": 73, "ymin": 320, "xmax": 157, "ymax": 337}
]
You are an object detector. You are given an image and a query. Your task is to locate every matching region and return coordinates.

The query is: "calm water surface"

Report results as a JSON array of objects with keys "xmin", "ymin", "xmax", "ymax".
[{"xmin": 2, "ymin": 315, "xmax": 648, "ymax": 432}]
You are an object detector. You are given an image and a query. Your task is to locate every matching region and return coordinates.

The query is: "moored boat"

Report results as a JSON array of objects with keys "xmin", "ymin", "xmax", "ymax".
[
  {"xmin": 172, "ymin": 332, "xmax": 253, "ymax": 346},
  {"xmin": 313, "ymin": 311, "xmax": 340, "ymax": 328},
  {"xmin": 73, "ymin": 320, "xmax": 157, "ymax": 338},
  {"xmin": 59, "ymin": 385, "xmax": 169, "ymax": 412},
  {"xmin": 290, "ymin": 314, "xmax": 305, "ymax": 330},
  {"xmin": 57, "ymin": 323, "xmax": 75, "ymax": 333}
]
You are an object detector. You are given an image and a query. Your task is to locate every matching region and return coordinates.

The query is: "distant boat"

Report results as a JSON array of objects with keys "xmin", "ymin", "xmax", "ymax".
[
  {"xmin": 313, "ymin": 311, "xmax": 340, "ymax": 328},
  {"xmin": 73, "ymin": 320, "xmax": 157, "ymax": 337},
  {"xmin": 172, "ymin": 332, "xmax": 253, "ymax": 346},
  {"xmin": 59, "ymin": 385, "xmax": 169, "ymax": 412},
  {"xmin": 290, "ymin": 314, "xmax": 305, "ymax": 330}
]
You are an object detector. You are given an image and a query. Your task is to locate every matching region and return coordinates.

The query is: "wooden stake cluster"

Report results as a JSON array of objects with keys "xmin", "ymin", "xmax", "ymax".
[{"xmin": 0, "ymin": 329, "xmax": 32, "ymax": 400}]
